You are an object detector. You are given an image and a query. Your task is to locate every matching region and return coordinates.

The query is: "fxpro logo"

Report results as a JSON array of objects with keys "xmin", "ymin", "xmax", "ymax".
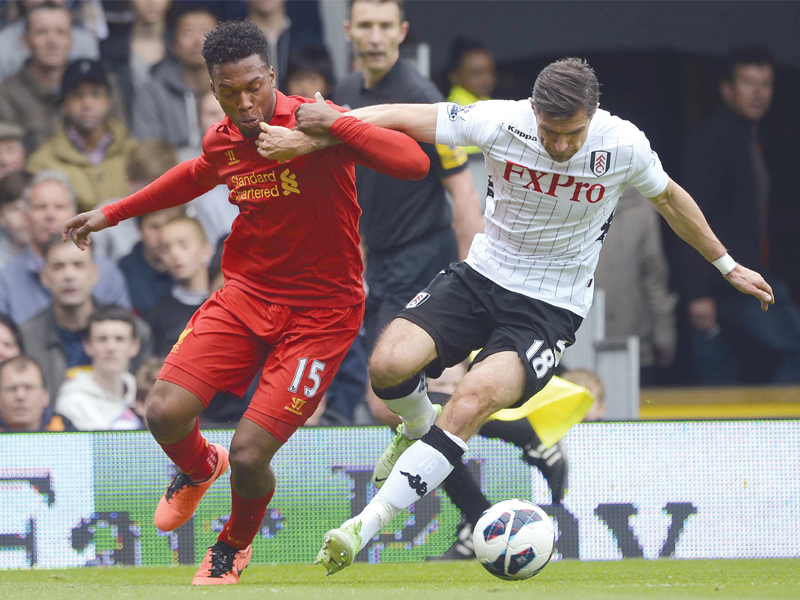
[{"xmin": 507, "ymin": 124, "xmax": 537, "ymax": 142}]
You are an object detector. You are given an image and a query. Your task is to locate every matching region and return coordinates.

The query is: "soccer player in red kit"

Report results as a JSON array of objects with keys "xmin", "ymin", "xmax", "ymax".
[{"xmin": 62, "ymin": 20, "xmax": 429, "ymax": 585}]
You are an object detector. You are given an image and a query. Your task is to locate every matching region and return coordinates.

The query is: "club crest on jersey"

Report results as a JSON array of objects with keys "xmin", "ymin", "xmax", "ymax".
[
  {"xmin": 405, "ymin": 292, "xmax": 430, "ymax": 309},
  {"xmin": 590, "ymin": 150, "xmax": 611, "ymax": 176},
  {"xmin": 448, "ymin": 103, "xmax": 473, "ymax": 121}
]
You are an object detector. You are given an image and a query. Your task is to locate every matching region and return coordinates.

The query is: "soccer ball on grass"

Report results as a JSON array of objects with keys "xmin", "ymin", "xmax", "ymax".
[{"xmin": 473, "ymin": 499, "xmax": 555, "ymax": 580}]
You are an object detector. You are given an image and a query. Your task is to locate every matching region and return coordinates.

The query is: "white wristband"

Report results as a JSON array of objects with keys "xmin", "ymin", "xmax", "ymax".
[{"xmin": 712, "ymin": 253, "xmax": 737, "ymax": 275}]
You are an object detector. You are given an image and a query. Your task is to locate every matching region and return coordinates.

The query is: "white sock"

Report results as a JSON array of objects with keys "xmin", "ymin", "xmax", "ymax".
[
  {"xmin": 380, "ymin": 375, "xmax": 435, "ymax": 439},
  {"xmin": 345, "ymin": 499, "xmax": 399, "ymax": 552}
]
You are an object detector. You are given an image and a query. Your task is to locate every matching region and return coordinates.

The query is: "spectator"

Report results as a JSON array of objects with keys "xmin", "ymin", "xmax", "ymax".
[
  {"xmin": 446, "ymin": 37, "xmax": 496, "ymax": 106},
  {"xmin": 0, "ymin": 170, "xmax": 131, "ymax": 324},
  {"xmin": 0, "ymin": 2, "xmax": 72, "ymax": 155},
  {"xmin": 561, "ymin": 368, "xmax": 606, "ymax": 422},
  {"xmin": 0, "ymin": 122, "xmax": 27, "ymax": 179},
  {"xmin": 93, "ymin": 138, "xmax": 179, "ymax": 262},
  {"xmin": 119, "ymin": 205, "xmax": 186, "ymax": 316},
  {"xmin": 445, "ymin": 38, "xmax": 496, "ymax": 158},
  {"xmin": 334, "ymin": 0, "xmax": 483, "ymax": 425},
  {"xmin": 594, "ymin": 186, "xmax": 677, "ymax": 385},
  {"xmin": 0, "ymin": 354, "xmax": 74, "ymax": 432},
  {"xmin": 27, "ymin": 58, "xmax": 134, "ymax": 212},
  {"xmin": 144, "ymin": 216, "xmax": 211, "ymax": 356},
  {"xmin": 100, "ymin": 0, "xmax": 173, "ymax": 118},
  {"xmin": 246, "ymin": 0, "xmax": 321, "ymax": 90},
  {"xmin": 20, "ymin": 236, "xmax": 152, "ymax": 396},
  {"xmin": 55, "ymin": 305, "xmax": 143, "ymax": 430},
  {"xmin": 0, "ymin": 313, "xmax": 22, "ymax": 361},
  {"xmin": 285, "ymin": 45, "xmax": 335, "ymax": 99},
  {"xmin": 182, "ymin": 90, "xmax": 239, "ymax": 246},
  {"xmin": 132, "ymin": 7, "xmax": 217, "ymax": 151},
  {"xmin": 0, "ymin": 0, "xmax": 100, "ymax": 84},
  {"xmin": 679, "ymin": 46, "xmax": 800, "ymax": 384},
  {"xmin": 0, "ymin": 171, "xmax": 32, "ymax": 268}
]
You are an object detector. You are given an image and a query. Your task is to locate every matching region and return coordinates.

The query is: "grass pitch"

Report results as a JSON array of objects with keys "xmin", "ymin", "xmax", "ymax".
[{"xmin": 1, "ymin": 559, "xmax": 798, "ymax": 600}]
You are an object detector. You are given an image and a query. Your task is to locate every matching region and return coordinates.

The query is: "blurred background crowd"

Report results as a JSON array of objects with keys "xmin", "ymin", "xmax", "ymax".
[{"xmin": 0, "ymin": 0, "xmax": 798, "ymax": 435}]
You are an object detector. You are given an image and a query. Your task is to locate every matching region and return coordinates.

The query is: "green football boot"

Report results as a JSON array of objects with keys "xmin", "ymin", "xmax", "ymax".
[
  {"xmin": 371, "ymin": 404, "xmax": 442, "ymax": 489},
  {"xmin": 315, "ymin": 520, "xmax": 362, "ymax": 576}
]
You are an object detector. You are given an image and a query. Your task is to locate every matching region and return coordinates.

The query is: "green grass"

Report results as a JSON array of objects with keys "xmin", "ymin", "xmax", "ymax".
[{"xmin": 1, "ymin": 559, "xmax": 798, "ymax": 600}]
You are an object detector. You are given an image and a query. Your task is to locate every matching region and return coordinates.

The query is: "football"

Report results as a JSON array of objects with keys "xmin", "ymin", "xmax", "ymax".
[{"xmin": 473, "ymin": 499, "xmax": 555, "ymax": 580}]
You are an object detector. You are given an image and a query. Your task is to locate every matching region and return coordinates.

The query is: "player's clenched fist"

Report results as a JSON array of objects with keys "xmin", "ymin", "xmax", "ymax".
[
  {"xmin": 62, "ymin": 209, "xmax": 109, "ymax": 250},
  {"xmin": 295, "ymin": 92, "xmax": 342, "ymax": 136}
]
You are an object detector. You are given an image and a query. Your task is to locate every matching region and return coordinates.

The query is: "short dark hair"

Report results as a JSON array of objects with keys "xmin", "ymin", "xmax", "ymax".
[
  {"xmin": 202, "ymin": 20, "xmax": 271, "ymax": 78},
  {"xmin": 532, "ymin": 57, "xmax": 600, "ymax": 120},
  {"xmin": 0, "ymin": 355, "xmax": 44, "ymax": 386},
  {"xmin": 349, "ymin": 0, "xmax": 405, "ymax": 20},
  {"xmin": 42, "ymin": 233, "xmax": 95, "ymax": 262},
  {"xmin": 724, "ymin": 45, "xmax": 774, "ymax": 81},
  {"xmin": 86, "ymin": 305, "xmax": 137, "ymax": 340},
  {"xmin": 0, "ymin": 172, "xmax": 32, "ymax": 208},
  {"xmin": 24, "ymin": 1, "xmax": 70, "ymax": 33},
  {"xmin": 446, "ymin": 37, "xmax": 491, "ymax": 77},
  {"xmin": 286, "ymin": 46, "xmax": 336, "ymax": 90},
  {"xmin": 0, "ymin": 313, "xmax": 23, "ymax": 355}
]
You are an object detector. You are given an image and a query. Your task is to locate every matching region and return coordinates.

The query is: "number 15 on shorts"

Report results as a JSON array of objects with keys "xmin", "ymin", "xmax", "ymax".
[{"xmin": 288, "ymin": 357, "xmax": 327, "ymax": 397}]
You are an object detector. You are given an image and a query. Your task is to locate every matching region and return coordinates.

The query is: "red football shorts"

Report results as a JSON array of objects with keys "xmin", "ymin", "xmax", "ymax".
[{"xmin": 158, "ymin": 284, "xmax": 364, "ymax": 443}]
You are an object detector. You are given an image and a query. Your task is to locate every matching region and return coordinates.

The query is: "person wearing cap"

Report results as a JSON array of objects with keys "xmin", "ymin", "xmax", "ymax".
[
  {"xmin": 26, "ymin": 58, "xmax": 134, "ymax": 212},
  {"xmin": 0, "ymin": 123, "xmax": 27, "ymax": 180}
]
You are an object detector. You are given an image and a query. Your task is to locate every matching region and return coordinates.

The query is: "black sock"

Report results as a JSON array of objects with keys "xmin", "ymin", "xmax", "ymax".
[{"xmin": 442, "ymin": 462, "xmax": 491, "ymax": 527}]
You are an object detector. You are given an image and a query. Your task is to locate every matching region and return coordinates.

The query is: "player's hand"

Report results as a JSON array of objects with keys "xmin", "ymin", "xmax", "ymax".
[
  {"xmin": 724, "ymin": 264, "xmax": 774, "ymax": 311},
  {"xmin": 688, "ymin": 297, "xmax": 717, "ymax": 333},
  {"xmin": 256, "ymin": 123, "xmax": 307, "ymax": 162},
  {"xmin": 62, "ymin": 209, "xmax": 109, "ymax": 250},
  {"xmin": 294, "ymin": 92, "xmax": 342, "ymax": 136}
]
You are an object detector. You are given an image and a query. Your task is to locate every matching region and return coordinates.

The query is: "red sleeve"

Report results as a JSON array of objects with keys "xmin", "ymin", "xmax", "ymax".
[
  {"xmin": 101, "ymin": 158, "xmax": 221, "ymax": 226},
  {"xmin": 328, "ymin": 116, "xmax": 430, "ymax": 180}
]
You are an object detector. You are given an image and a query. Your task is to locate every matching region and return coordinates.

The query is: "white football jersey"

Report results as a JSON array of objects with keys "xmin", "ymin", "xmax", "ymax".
[{"xmin": 435, "ymin": 100, "xmax": 669, "ymax": 317}]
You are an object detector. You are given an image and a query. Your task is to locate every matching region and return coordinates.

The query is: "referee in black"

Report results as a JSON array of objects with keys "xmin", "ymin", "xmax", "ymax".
[{"xmin": 333, "ymin": 0, "xmax": 483, "ymax": 425}]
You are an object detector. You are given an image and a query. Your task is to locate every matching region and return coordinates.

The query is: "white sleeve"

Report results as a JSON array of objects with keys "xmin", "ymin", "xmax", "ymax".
[
  {"xmin": 626, "ymin": 130, "xmax": 669, "ymax": 198},
  {"xmin": 435, "ymin": 100, "xmax": 503, "ymax": 149}
]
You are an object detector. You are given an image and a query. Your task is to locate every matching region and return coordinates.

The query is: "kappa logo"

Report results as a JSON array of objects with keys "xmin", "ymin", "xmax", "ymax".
[
  {"xmin": 171, "ymin": 327, "xmax": 192, "ymax": 354},
  {"xmin": 590, "ymin": 150, "xmax": 611, "ymax": 176},
  {"xmin": 399, "ymin": 470, "xmax": 428, "ymax": 497},
  {"xmin": 405, "ymin": 292, "xmax": 430, "ymax": 309},
  {"xmin": 284, "ymin": 397, "xmax": 307, "ymax": 416},
  {"xmin": 507, "ymin": 124, "xmax": 537, "ymax": 142},
  {"xmin": 281, "ymin": 169, "xmax": 299, "ymax": 195}
]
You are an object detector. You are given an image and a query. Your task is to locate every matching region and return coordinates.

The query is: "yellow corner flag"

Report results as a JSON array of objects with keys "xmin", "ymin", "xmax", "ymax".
[{"xmin": 489, "ymin": 376, "xmax": 594, "ymax": 448}]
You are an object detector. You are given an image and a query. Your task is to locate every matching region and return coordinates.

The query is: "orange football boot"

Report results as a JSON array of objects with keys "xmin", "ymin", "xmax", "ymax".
[
  {"xmin": 191, "ymin": 541, "xmax": 252, "ymax": 585},
  {"xmin": 154, "ymin": 443, "xmax": 229, "ymax": 532}
]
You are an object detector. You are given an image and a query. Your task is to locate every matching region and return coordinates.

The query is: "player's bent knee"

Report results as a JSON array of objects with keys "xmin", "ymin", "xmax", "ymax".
[
  {"xmin": 229, "ymin": 444, "xmax": 268, "ymax": 478},
  {"xmin": 369, "ymin": 346, "xmax": 416, "ymax": 389}
]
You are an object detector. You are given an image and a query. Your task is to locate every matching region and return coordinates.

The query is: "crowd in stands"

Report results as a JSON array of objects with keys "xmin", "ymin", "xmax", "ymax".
[{"xmin": 0, "ymin": 0, "xmax": 797, "ymax": 434}]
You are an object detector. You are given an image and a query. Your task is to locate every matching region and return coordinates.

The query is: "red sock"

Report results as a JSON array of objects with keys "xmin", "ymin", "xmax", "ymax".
[
  {"xmin": 159, "ymin": 418, "xmax": 216, "ymax": 482},
  {"xmin": 218, "ymin": 487, "xmax": 274, "ymax": 550}
]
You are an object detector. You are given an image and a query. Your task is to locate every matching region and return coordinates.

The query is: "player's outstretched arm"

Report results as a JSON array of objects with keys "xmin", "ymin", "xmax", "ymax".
[
  {"xmin": 290, "ymin": 93, "xmax": 429, "ymax": 179},
  {"xmin": 63, "ymin": 160, "xmax": 220, "ymax": 250},
  {"xmin": 648, "ymin": 178, "xmax": 773, "ymax": 310},
  {"xmin": 344, "ymin": 103, "xmax": 439, "ymax": 143}
]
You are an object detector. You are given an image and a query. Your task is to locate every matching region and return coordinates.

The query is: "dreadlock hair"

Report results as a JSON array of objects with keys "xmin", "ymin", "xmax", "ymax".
[{"xmin": 202, "ymin": 20, "xmax": 271, "ymax": 78}]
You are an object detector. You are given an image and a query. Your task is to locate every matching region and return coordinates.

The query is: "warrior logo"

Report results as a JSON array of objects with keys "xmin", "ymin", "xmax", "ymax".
[{"xmin": 590, "ymin": 150, "xmax": 611, "ymax": 176}]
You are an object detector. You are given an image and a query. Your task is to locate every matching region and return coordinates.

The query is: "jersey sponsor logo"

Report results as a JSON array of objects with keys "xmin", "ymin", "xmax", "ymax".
[
  {"xmin": 506, "ymin": 124, "xmax": 537, "ymax": 142},
  {"xmin": 590, "ymin": 150, "xmax": 611, "ymax": 176},
  {"xmin": 447, "ymin": 102, "xmax": 474, "ymax": 121},
  {"xmin": 284, "ymin": 397, "xmax": 307, "ymax": 416},
  {"xmin": 171, "ymin": 327, "xmax": 193, "ymax": 354},
  {"xmin": 405, "ymin": 292, "xmax": 430, "ymax": 309},
  {"xmin": 503, "ymin": 160, "xmax": 606, "ymax": 203},
  {"xmin": 281, "ymin": 169, "xmax": 300, "ymax": 195},
  {"xmin": 225, "ymin": 150, "xmax": 240, "ymax": 165}
]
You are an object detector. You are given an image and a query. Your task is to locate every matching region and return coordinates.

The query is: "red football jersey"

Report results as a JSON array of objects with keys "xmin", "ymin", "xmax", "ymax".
[{"xmin": 103, "ymin": 91, "xmax": 429, "ymax": 308}]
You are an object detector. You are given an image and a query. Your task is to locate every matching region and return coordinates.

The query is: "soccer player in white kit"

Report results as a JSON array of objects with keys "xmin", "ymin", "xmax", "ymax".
[{"xmin": 255, "ymin": 58, "xmax": 773, "ymax": 574}]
